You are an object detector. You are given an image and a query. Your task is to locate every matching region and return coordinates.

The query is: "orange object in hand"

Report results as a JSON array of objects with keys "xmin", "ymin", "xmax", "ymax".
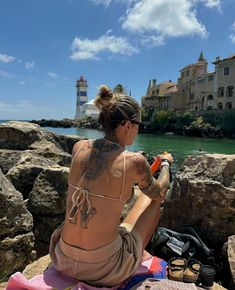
[
  {"xmin": 150, "ymin": 151, "xmax": 168, "ymax": 175},
  {"xmin": 150, "ymin": 156, "xmax": 161, "ymax": 175}
]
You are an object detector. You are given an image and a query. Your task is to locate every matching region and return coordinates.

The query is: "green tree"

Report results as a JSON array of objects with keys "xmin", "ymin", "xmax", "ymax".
[
  {"xmin": 181, "ymin": 112, "xmax": 194, "ymax": 126},
  {"xmin": 113, "ymin": 84, "xmax": 127, "ymax": 94},
  {"xmin": 222, "ymin": 111, "xmax": 235, "ymax": 136},
  {"xmin": 154, "ymin": 110, "xmax": 174, "ymax": 132}
]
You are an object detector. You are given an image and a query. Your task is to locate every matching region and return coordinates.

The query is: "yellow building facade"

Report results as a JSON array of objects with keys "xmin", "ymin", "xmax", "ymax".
[{"xmin": 142, "ymin": 52, "xmax": 235, "ymax": 115}]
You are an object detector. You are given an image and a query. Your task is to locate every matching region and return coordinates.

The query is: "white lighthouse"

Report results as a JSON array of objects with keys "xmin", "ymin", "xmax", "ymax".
[{"xmin": 75, "ymin": 76, "xmax": 88, "ymax": 120}]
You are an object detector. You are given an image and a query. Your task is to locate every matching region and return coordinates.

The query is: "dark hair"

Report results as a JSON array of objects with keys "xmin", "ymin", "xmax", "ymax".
[{"xmin": 94, "ymin": 85, "xmax": 140, "ymax": 134}]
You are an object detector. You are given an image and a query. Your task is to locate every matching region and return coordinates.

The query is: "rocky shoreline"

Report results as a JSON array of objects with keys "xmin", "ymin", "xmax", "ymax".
[
  {"xmin": 31, "ymin": 117, "xmax": 235, "ymax": 138},
  {"xmin": 0, "ymin": 121, "xmax": 234, "ymax": 289},
  {"xmin": 31, "ymin": 118, "xmax": 100, "ymax": 129}
]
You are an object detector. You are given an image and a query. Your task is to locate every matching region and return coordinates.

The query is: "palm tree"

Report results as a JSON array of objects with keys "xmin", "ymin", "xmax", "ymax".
[{"xmin": 113, "ymin": 84, "xmax": 127, "ymax": 94}]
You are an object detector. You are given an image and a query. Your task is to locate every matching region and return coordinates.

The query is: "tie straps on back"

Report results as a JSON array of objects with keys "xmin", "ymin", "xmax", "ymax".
[{"xmin": 68, "ymin": 188, "xmax": 95, "ymax": 228}]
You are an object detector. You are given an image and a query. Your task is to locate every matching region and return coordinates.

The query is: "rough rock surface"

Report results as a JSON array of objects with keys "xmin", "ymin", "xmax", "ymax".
[
  {"xmin": 0, "ymin": 170, "xmax": 34, "ymax": 281},
  {"xmin": 228, "ymin": 235, "xmax": 235, "ymax": 288},
  {"xmin": 28, "ymin": 166, "xmax": 69, "ymax": 255},
  {"xmin": 0, "ymin": 121, "xmax": 84, "ymax": 281},
  {"xmin": 161, "ymin": 154, "xmax": 235, "ymax": 247},
  {"xmin": 0, "ymin": 121, "xmax": 234, "ymax": 287},
  {"xmin": 0, "ymin": 121, "xmax": 82, "ymax": 153},
  {"xmin": 0, "ymin": 149, "xmax": 23, "ymax": 174}
]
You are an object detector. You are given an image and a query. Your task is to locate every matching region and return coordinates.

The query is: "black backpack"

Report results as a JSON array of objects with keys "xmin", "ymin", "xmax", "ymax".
[{"xmin": 147, "ymin": 226, "xmax": 215, "ymax": 265}]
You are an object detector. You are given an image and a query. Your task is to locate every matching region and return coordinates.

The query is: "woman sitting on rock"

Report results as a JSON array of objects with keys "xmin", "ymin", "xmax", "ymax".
[{"xmin": 49, "ymin": 85, "xmax": 173, "ymax": 287}]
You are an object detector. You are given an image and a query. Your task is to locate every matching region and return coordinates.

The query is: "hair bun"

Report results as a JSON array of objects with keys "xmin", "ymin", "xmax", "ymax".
[
  {"xmin": 95, "ymin": 84, "xmax": 115, "ymax": 110},
  {"xmin": 99, "ymin": 85, "xmax": 110, "ymax": 95}
]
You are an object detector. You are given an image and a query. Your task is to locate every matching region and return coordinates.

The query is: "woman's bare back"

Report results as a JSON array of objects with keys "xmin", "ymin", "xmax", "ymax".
[{"xmin": 62, "ymin": 138, "xmax": 136, "ymax": 249}]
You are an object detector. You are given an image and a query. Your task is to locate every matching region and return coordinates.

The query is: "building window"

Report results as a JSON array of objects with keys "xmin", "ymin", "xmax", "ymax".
[
  {"xmin": 226, "ymin": 102, "xmax": 232, "ymax": 109},
  {"xmin": 207, "ymin": 106, "xmax": 213, "ymax": 110},
  {"xmin": 190, "ymin": 93, "xmax": 194, "ymax": 100},
  {"xmin": 217, "ymin": 102, "xmax": 223, "ymax": 110},
  {"xmin": 79, "ymin": 100, "xmax": 87, "ymax": 106},
  {"xmin": 191, "ymin": 81, "xmax": 195, "ymax": 86},
  {"xmin": 208, "ymin": 75, "xmax": 214, "ymax": 81},
  {"xmin": 226, "ymin": 86, "xmax": 233, "ymax": 97},
  {"xmin": 80, "ymin": 91, "xmax": 87, "ymax": 96},
  {"xmin": 186, "ymin": 70, "xmax": 189, "ymax": 77},
  {"xmin": 218, "ymin": 87, "xmax": 224, "ymax": 97},
  {"xmin": 207, "ymin": 95, "xmax": 213, "ymax": 100},
  {"xmin": 198, "ymin": 78, "xmax": 206, "ymax": 85},
  {"xmin": 195, "ymin": 106, "xmax": 198, "ymax": 111},
  {"xmin": 224, "ymin": 66, "xmax": 230, "ymax": 76}
]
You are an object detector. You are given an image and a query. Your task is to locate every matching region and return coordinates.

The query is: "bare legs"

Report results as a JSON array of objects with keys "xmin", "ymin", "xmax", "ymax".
[{"xmin": 123, "ymin": 191, "xmax": 162, "ymax": 249}]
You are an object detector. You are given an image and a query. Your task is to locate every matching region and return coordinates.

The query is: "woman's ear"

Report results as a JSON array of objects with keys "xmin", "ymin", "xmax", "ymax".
[
  {"xmin": 124, "ymin": 121, "xmax": 131, "ymax": 134},
  {"xmin": 126, "ymin": 120, "xmax": 131, "ymax": 129}
]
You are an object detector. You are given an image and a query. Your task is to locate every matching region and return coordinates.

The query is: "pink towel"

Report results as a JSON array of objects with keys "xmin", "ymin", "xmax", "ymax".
[{"xmin": 5, "ymin": 256, "xmax": 167, "ymax": 290}]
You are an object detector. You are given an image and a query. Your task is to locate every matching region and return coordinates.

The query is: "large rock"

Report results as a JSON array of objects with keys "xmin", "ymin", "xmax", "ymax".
[
  {"xmin": 161, "ymin": 154, "xmax": 235, "ymax": 248},
  {"xmin": 0, "ymin": 121, "xmax": 84, "ymax": 280},
  {"xmin": 0, "ymin": 170, "xmax": 34, "ymax": 280},
  {"xmin": 0, "ymin": 121, "xmax": 53, "ymax": 150},
  {"xmin": 228, "ymin": 235, "xmax": 235, "ymax": 288},
  {"xmin": 28, "ymin": 166, "xmax": 69, "ymax": 215},
  {"xmin": 29, "ymin": 141, "xmax": 72, "ymax": 166},
  {"xmin": 0, "ymin": 233, "xmax": 35, "ymax": 282},
  {"xmin": 0, "ymin": 170, "xmax": 33, "ymax": 237},
  {"xmin": 52, "ymin": 134, "xmax": 84, "ymax": 155},
  {"xmin": 0, "ymin": 121, "xmax": 83, "ymax": 153},
  {"xmin": 6, "ymin": 153, "xmax": 56, "ymax": 199},
  {"xmin": 0, "ymin": 149, "xmax": 23, "ymax": 174},
  {"xmin": 27, "ymin": 166, "xmax": 69, "ymax": 256}
]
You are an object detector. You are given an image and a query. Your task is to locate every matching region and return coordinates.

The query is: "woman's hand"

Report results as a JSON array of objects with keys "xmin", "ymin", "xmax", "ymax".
[{"xmin": 159, "ymin": 153, "xmax": 174, "ymax": 165}]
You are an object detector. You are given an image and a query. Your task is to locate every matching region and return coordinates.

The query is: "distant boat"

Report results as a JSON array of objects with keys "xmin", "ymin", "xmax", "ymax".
[{"xmin": 164, "ymin": 132, "xmax": 174, "ymax": 135}]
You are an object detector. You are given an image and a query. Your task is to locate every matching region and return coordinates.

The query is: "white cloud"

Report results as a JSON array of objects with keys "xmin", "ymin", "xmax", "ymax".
[
  {"xmin": 229, "ymin": 22, "xmax": 235, "ymax": 44},
  {"xmin": 202, "ymin": 0, "xmax": 222, "ymax": 10},
  {"xmin": 140, "ymin": 35, "xmax": 165, "ymax": 47},
  {"xmin": 90, "ymin": 0, "xmax": 132, "ymax": 6},
  {"xmin": 229, "ymin": 35, "xmax": 235, "ymax": 44},
  {"xmin": 25, "ymin": 61, "xmax": 35, "ymax": 70},
  {"xmin": 47, "ymin": 72, "xmax": 59, "ymax": 78},
  {"xmin": 0, "ymin": 53, "xmax": 15, "ymax": 63},
  {"xmin": 91, "ymin": 0, "xmax": 112, "ymax": 7},
  {"xmin": 19, "ymin": 81, "xmax": 26, "ymax": 85},
  {"xmin": 70, "ymin": 31, "xmax": 138, "ymax": 60},
  {"xmin": 122, "ymin": 0, "xmax": 208, "ymax": 42}
]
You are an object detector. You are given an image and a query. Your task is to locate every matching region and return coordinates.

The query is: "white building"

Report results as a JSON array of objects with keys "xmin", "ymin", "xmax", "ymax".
[{"xmin": 82, "ymin": 99, "xmax": 100, "ymax": 119}]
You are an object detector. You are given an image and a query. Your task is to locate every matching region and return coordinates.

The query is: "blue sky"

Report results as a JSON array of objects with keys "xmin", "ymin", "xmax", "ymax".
[{"xmin": 0, "ymin": 0, "xmax": 235, "ymax": 120}]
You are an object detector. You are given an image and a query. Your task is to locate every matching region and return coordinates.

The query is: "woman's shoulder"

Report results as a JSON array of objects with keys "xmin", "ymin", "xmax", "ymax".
[
  {"xmin": 125, "ymin": 151, "xmax": 150, "ymax": 180},
  {"xmin": 72, "ymin": 139, "xmax": 91, "ymax": 157},
  {"xmin": 125, "ymin": 150, "xmax": 149, "ymax": 165}
]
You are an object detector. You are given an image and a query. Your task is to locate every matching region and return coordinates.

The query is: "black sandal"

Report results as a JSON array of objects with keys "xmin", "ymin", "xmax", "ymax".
[{"xmin": 183, "ymin": 258, "xmax": 201, "ymax": 283}]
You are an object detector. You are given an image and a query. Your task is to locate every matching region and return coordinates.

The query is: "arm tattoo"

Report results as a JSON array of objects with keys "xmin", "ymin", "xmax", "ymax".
[
  {"xmin": 139, "ymin": 178, "xmax": 161, "ymax": 199},
  {"xmin": 130, "ymin": 153, "xmax": 152, "ymax": 188},
  {"xmin": 131, "ymin": 153, "xmax": 170, "ymax": 199}
]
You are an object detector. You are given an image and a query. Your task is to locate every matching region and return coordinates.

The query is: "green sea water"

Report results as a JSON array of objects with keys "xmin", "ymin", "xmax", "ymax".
[
  {"xmin": 1, "ymin": 120, "xmax": 234, "ymax": 172},
  {"xmin": 45, "ymin": 127, "xmax": 235, "ymax": 173}
]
